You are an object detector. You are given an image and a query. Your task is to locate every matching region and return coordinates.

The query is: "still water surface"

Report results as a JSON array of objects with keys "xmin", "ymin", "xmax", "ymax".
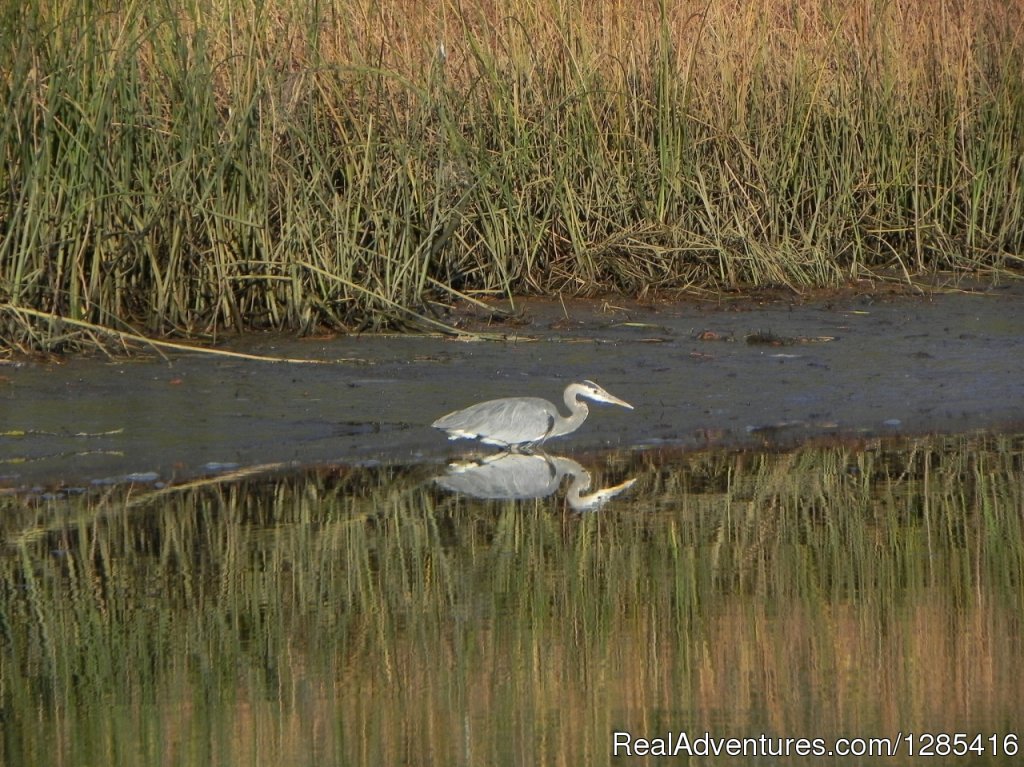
[{"xmin": 2, "ymin": 433, "xmax": 1023, "ymax": 765}]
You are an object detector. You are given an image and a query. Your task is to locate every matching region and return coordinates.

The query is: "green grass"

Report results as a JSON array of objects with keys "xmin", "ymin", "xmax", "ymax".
[{"xmin": 2, "ymin": 1, "xmax": 1023, "ymax": 350}]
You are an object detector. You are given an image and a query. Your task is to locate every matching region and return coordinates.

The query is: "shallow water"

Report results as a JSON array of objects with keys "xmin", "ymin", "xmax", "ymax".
[
  {"xmin": 3, "ymin": 285, "xmax": 1024, "ymax": 489},
  {"xmin": 2, "ymin": 434, "xmax": 1023, "ymax": 766}
]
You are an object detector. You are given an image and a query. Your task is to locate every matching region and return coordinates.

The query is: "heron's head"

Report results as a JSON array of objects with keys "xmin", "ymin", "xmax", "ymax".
[{"xmin": 579, "ymin": 380, "xmax": 634, "ymax": 409}]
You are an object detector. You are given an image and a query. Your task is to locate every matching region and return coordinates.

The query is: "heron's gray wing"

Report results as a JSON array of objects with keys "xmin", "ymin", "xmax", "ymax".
[{"xmin": 433, "ymin": 396, "xmax": 557, "ymax": 446}]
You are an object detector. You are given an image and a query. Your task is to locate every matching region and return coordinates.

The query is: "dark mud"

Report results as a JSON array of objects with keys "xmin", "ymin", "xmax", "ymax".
[{"xmin": 3, "ymin": 283, "xmax": 1023, "ymax": 489}]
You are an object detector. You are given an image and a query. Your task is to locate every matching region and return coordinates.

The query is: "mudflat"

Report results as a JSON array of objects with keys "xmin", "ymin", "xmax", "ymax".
[{"xmin": 3, "ymin": 283, "xmax": 1023, "ymax": 489}]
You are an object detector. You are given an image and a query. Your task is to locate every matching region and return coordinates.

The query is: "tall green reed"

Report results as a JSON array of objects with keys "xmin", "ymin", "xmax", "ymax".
[{"xmin": 2, "ymin": 1, "xmax": 1022, "ymax": 350}]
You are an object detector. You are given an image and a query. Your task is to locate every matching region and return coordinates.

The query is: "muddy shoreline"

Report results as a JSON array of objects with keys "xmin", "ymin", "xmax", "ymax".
[{"xmin": 3, "ymin": 283, "xmax": 1023, "ymax": 490}]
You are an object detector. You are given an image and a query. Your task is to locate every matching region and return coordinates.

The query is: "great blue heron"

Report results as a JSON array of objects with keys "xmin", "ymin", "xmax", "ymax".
[{"xmin": 431, "ymin": 380, "xmax": 633, "ymax": 449}]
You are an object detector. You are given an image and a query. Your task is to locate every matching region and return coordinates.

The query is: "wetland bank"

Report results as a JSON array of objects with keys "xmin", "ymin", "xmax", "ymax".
[{"xmin": 2, "ymin": 0, "xmax": 1024, "ymax": 764}]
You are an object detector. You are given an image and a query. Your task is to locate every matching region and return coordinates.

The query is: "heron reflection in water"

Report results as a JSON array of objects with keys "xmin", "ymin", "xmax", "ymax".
[
  {"xmin": 435, "ymin": 452, "xmax": 635, "ymax": 512},
  {"xmin": 432, "ymin": 380, "xmax": 633, "ymax": 450}
]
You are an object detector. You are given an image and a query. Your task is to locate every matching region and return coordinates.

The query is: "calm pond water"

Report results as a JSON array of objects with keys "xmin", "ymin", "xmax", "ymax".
[{"xmin": 2, "ymin": 433, "xmax": 1022, "ymax": 766}]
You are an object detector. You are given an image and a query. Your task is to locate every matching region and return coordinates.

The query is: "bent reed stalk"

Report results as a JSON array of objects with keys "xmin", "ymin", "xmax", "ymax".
[{"xmin": 2, "ymin": 0, "xmax": 1022, "ymax": 350}]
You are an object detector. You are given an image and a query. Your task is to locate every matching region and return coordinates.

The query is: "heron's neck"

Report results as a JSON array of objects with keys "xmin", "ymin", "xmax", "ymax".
[{"xmin": 550, "ymin": 386, "xmax": 590, "ymax": 438}]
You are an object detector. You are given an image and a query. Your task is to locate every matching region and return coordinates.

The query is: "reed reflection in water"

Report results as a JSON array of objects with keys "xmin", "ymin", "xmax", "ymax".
[{"xmin": 1, "ymin": 434, "xmax": 1022, "ymax": 766}]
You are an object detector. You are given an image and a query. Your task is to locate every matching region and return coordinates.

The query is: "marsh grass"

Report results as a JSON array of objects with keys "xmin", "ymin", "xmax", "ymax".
[
  {"xmin": 2, "ymin": 0, "xmax": 1023, "ymax": 349},
  {"xmin": 2, "ymin": 433, "xmax": 1023, "ymax": 765}
]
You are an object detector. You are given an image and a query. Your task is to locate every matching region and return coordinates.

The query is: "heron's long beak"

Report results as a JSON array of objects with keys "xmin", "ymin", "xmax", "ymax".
[{"xmin": 582, "ymin": 380, "xmax": 634, "ymax": 410}]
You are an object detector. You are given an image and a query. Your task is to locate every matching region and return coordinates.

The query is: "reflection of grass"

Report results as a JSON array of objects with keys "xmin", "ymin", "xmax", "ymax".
[
  {"xmin": 1, "ymin": 434, "xmax": 1023, "ymax": 765},
  {"xmin": 2, "ymin": 1, "xmax": 1023, "ymax": 350}
]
